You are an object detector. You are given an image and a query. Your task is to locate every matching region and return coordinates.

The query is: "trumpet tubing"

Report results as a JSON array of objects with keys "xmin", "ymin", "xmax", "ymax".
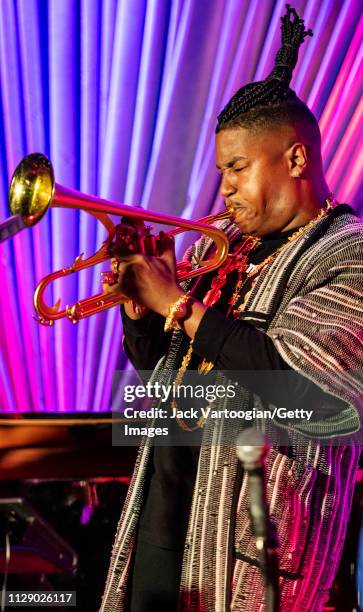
[{"xmin": 9, "ymin": 153, "xmax": 231, "ymax": 325}]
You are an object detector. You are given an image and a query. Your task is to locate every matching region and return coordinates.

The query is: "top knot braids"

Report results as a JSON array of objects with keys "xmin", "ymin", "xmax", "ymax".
[{"xmin": 217, "ymin": 4, "xmax": 313, "ymax": 129}]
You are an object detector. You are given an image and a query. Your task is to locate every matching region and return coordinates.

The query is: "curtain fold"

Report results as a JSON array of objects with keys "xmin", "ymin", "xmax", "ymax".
[{"xmin": 0, "ymin": 0, "xmax": 361, "ymax": 412}]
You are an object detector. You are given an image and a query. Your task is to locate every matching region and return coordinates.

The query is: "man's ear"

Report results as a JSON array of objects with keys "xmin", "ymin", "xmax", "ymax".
[{"xmin": 286, "ymin": 142, "xmax": 309, "ymax": 178}]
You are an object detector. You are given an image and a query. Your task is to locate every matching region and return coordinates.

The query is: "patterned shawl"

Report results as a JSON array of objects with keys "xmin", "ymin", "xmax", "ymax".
[{"xmin": 101, "ymin": 207, "xmax": 362, "ymax": 611}]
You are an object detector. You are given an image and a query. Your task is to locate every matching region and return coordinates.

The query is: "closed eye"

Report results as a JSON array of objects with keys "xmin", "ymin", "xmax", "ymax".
[{"xmin": 216, "ymin": 165, "xmax": 247, "ymax": 176}]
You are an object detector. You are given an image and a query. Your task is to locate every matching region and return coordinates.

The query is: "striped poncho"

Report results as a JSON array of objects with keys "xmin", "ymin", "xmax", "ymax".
[{"xmin": 101, "ymin": 206, "xmax": 362, "ymax": 611}]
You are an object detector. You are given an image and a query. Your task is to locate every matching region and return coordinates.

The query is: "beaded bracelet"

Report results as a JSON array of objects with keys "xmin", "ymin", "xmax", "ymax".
[{"xmin": 164, "ymin": 293, "xmax": 192, "ymax": 332}]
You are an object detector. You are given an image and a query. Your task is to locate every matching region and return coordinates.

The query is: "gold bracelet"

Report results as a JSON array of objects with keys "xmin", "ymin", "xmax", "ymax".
[{"xmin": 164, "ymin": 293, "xmax": 192, "ymax": 332}]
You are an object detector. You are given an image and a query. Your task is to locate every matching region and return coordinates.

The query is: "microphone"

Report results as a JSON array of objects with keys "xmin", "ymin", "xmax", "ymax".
[
  {"xmin": 236, "ymin": 428, "xmax": 270, "ymax": 551},
  {"xmin": 236, "ymin": 428, "xmax": 279, "ymax": 612},
  {"xmin": 0, "ymin": 215, "xmax": 25, "ymax": 244}
]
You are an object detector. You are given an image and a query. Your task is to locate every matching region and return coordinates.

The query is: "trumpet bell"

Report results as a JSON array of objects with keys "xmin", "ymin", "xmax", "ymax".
[{"xmin": 9, "ymin": 153, "xmax": 54, "ymax": 227}]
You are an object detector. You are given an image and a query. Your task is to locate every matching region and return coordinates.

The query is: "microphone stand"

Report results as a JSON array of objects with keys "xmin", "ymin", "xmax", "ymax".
[
  {"xmin": 236, "ymin": 428, "xmax": 280, "ymax": 612},
  {"xmin": 0, "ymin": 215, "xmax": 25, "ymax": 243}
]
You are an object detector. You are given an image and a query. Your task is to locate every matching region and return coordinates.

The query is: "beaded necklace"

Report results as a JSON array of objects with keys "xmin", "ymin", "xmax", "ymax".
[{"xmin": 232, "ymin": 197, "xmax": 336, "ymax": 316}]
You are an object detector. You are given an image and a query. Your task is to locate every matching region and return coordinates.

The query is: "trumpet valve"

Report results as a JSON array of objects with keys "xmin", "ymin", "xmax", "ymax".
[
  {"xmin": 106, "ymin": 222, "xmax": 160, "ymax": 258},
  {"xmin": 107, "ymin": 224, "xmax": 140, "ymax": 257},
  {"xmin": 101, "ymin": 271, "xmax": 119, "ymax": 286}
]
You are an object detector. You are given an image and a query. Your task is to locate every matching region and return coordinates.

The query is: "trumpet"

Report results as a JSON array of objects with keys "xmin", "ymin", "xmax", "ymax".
[{"xmin": 9, "ymin": 154, "xmax": 231, "ymax": 325}]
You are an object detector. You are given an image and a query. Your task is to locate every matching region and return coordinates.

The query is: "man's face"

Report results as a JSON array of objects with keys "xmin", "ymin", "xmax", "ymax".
[{"xmin": 215, "ymin": 127, "xmax": 298, "ymax": 237}]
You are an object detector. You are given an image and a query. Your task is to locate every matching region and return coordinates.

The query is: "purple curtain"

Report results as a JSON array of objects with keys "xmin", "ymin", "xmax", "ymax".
[{"xmin": 0, "ymin": 0, "xmax": 361, "ymax": 412}]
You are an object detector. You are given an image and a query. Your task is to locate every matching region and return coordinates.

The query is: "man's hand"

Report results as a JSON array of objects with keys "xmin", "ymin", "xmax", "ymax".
[
  {"xmin": 116, "ymin": 233, "xmax": 184, "ymax": 318},
  {"xmin": 101, "ymin": 258, "xmax": 148, "ymax": 320},
  {"xmin": 104, "ymin": 234, "xmax": 208, "ymax": 339}
]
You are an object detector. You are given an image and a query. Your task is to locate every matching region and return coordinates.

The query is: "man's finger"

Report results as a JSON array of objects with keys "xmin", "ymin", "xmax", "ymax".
[
  {"xmin": 158, "ymin": 233, "xmax": 177, "ymax": 267},
  {"xmin": 120, "ymin": 215, "xmax": 145, "ymax": 229}
]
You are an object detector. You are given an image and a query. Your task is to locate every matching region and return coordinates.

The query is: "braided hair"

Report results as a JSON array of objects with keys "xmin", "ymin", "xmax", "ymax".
[{"xmin": 216, "ymin": 4, "xmax": 314, "ymax": 134}]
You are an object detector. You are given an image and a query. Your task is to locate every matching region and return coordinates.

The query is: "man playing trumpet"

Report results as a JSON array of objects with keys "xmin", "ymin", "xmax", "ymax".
[{"xmin": 101, "ymin": 6, "xmax": 362, "ymax": 611}]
